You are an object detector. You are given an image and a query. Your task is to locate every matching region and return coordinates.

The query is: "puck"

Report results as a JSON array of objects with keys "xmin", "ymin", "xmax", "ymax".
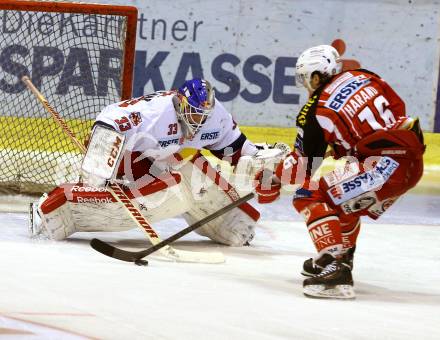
[{"xmin": 134, "ymin": 259, "xmax": 148, "ymax": 266}]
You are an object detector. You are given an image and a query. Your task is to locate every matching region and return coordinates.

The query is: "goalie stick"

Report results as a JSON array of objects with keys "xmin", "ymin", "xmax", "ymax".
[
  {"xmin": 21, "ymin": 76, "xmax": 224, "ymax": 264},
  {"xmin": 90, "ymin": 192, "xmax": 254, "ymax": 264}
]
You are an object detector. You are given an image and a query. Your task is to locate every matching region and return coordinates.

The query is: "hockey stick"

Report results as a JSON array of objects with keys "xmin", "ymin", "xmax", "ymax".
[
  {"xmin": 21, "ymin": 76, "xmax": 224, "ymax": 264},
  {"xmin": 91, "ymin": 192, "xmax": 254, "ymax": 264}
]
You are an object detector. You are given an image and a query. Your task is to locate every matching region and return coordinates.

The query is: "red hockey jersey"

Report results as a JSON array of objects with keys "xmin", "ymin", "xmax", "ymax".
[{"xmin": 294, "ymin": 69, "xmax": 406, "ymax": 161}]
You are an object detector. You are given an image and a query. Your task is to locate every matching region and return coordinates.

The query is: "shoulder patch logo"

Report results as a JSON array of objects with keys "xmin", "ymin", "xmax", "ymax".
[{"xmin": 129, "ymin": 112, "xmax": 142, "ymax": 126}]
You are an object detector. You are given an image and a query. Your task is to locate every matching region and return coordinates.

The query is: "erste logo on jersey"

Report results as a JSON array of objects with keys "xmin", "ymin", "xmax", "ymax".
[
  {"xmin": 158, "ymin": 138, "xmax": 181, "ymax": 147},
  {"xmin": 325, "ymin": 75, "xmax": 370, "ymax": 111},
  {"xmin": 200, "ymin": 130, "xmax": 220, "ymax": 141}
]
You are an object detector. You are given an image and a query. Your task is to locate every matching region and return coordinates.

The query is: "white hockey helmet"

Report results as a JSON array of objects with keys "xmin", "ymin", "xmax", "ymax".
[{"xmin": 295, "ymin": 45, "xmax": 342, "ymax": 91}]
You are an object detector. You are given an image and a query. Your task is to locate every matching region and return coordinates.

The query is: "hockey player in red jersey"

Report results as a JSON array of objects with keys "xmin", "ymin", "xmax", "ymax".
[{"xmin": 255, "ymin": 45, "xmax": 425, "ymax": 299}]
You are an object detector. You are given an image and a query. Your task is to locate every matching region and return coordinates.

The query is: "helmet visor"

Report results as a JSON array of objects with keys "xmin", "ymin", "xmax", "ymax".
[{"xmin": 176, "ymin": 94, "xmax": 212, "ymax": 137}]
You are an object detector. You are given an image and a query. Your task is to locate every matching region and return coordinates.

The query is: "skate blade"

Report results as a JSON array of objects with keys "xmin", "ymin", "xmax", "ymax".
[
  {"xmin": 28, "ymin": 202, "xmax": 35, "ymax": 236},
  {"xmin": 28, "ymin": 202, "xmax": 49, "ymax": 239},
  {"xmin": 301, "ymin": 269, "xmax": 318, "ymax": 277},
  {"xmin": 303, "ymin": 284, "xmax": 355, "ymax": 299}
]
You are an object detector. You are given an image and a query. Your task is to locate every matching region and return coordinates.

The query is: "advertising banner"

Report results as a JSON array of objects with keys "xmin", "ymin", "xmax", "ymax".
[{"xmin": 2, "ymin": 0, "xmax": 439, "ymax": 131}]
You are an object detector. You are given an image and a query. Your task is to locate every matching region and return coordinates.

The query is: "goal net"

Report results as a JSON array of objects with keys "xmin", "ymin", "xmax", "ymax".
[{"xmin": 0, "ymin": 0, "xmax": 137, "ymax": 194}]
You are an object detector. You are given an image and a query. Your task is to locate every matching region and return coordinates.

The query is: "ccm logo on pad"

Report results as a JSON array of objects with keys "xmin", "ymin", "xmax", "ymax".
[{"xmin": 107, "ymin": 136, "xmax": 123, "ymax": 167}]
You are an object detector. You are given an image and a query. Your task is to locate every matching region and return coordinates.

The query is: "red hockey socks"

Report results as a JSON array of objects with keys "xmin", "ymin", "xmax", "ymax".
[
  {"xmin": 340, "ymin": 217, "xmax": 361, "ymax": 252},
  {"xmin": 296, "ymin": 202, "xmax": 344, "ymax": 257}
]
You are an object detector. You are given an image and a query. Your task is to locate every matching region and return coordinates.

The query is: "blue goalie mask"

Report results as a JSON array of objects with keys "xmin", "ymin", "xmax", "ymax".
[{"xmin": 173, "ymin": 78, "xmax": 215, "ymax": 138}]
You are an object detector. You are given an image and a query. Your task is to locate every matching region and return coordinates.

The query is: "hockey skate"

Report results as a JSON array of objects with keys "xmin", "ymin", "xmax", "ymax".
[
  {"xmin": 28, "ymin": 194, "xmax": 49, "ymax": 238},
  {"xmin": 302, "ymin": 246, "xmax": 356, "ymax": 277},
  {"xmin": 303, "ymin": 257, "xmax": 355, "ymax": 299}
]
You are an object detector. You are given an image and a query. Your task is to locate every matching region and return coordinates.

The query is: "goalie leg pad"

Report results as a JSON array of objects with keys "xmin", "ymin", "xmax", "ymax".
[
  {"xmin": 31, "ymin": 193, "xmax": 77, "ymax": 240},
  {"xmin": 44, "ymin": 204, "xmax": 77, "ymax": 240},
  {"xmin": 184, "ymin": 208, "xmax": 256, "ymax": 246},
  {"xmin": 180, "ymin": 156, "xmax": 260, "ymax": 246},
  {"xmin": 35, "ymin": 174, "xmax": 189, "ymax": 240}
]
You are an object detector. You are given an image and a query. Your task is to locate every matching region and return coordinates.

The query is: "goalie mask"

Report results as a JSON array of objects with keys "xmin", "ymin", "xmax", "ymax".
[
  {"xmin": 173, "ymin": 78, "xmax": 215, "ymax": 138},
  {"xmin": 295, "ymin": 45, "xmax": 342, "ymax": 92}
]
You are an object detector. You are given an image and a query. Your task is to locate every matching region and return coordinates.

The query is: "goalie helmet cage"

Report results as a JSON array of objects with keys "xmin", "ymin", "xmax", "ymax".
[{"xmin": 0, "ymin": 0, "xmax": 137, "ymax": 194}]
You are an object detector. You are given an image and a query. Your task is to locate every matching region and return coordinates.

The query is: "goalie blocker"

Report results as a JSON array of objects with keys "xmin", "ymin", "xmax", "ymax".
[
  {"xmin": 31, "ymin": 154, "xmax": 260, "ymax": 246},
  {"xmin": 81, "ymin": 125, "xmax": 126, "ymax": 187}
]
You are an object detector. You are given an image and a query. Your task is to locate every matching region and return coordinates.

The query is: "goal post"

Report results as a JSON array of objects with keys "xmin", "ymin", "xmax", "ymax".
[{"xmin": 0, "ymin": 0, "xmax": 137, "ymax": 194}]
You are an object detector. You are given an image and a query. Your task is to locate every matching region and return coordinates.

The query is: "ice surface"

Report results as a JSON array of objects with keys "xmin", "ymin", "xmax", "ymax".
[{"xmin": 0, "ymin": 196, "xmax": 439, "ymax": 339}]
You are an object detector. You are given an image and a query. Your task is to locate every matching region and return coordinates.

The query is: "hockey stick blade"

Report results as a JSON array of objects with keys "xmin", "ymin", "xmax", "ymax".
[{"xmin": 90, "ymin": 192, "xmax": 254, "ymax": 263}]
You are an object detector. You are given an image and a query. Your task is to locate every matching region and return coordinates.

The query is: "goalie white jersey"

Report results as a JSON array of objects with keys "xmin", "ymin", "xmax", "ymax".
[{"xmin": 96, "ymin": 91, "xmax": 242, "ymax": 161}]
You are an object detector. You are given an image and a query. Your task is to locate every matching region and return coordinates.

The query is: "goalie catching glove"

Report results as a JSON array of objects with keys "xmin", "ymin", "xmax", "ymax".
[
  {"xmin": 234, "ymin": 142, "xmax": 291, "ymax": 179},
  {"xmin": 254, "ymin": 151, "xmax": 308, "ymax": 204},
  {"xmin": 254, "ymin": 169, "xmax": 281, "ymax": 203}
]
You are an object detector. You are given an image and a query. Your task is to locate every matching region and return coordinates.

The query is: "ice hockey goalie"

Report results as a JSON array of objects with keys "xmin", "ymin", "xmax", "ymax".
[{"xmin": 30, "ymin": 78, "xmax": 289, "ymax": 246}]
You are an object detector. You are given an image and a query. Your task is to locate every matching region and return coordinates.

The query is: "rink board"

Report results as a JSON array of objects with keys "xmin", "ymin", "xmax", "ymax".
[
  {"xmin": 0, "ymin": 117, "xmax": 439, "ymax": 193},
  {"xmin": 1, "ymin": 116, "xmax": 438, "ymax": 165},
  {"xmin": 0, "ymin": 116, "xmax": 92, "ymax": 153},
  {"xmin": 0, "ymin": 116, "xmax": 440, "ymax": 165}
]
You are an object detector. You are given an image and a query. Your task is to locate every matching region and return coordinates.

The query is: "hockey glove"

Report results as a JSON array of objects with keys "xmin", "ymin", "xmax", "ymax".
[{"xmin": 254, "ymin": 169, "xmax": 281, "ymax": 204}]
